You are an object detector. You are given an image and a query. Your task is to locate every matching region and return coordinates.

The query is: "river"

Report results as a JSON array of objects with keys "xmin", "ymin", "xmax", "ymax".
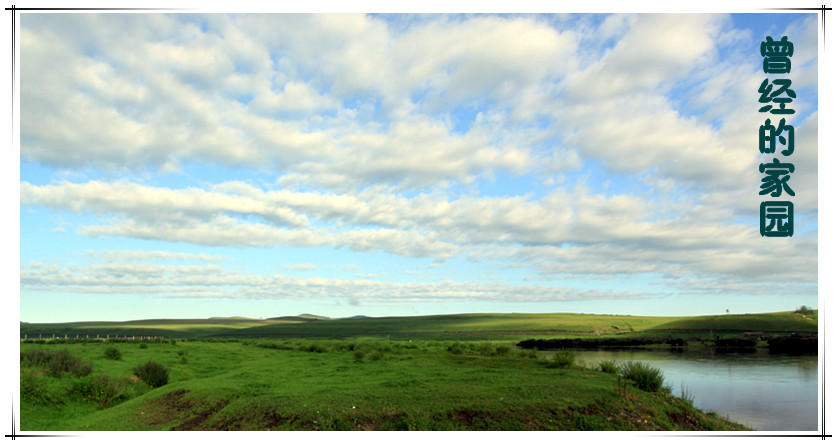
[{"xmin": 564, "ymin": 348, "xmax": 818, "ymax": 431}]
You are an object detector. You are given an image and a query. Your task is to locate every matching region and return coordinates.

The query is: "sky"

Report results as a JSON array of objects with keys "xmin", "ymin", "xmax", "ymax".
[{"xmin": 15, "ymin": 9, "xmax": 823, "ymax": 323}]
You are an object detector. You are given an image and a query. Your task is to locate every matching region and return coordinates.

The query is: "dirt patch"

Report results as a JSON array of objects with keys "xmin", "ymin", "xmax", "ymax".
[
  {"xmin": 263, "ymin": 413, "xmax": 297, "ymax": 430},
  {"xmin": 212, "ymin": 409, "xmax": 298, "ymax": 431},
  {"xmin": 142, "ymin": 389, "xmax": 191, "ymax": 426},
  {"xmin": 357, "ymin": 420, "xmax": 380, "ymax": 431},
  {"xmin": 668, "ymin": 410, "xmax": 701, "ymax": 429},
  {"xmin": 141, "ymin": 389, "xmax": 230, "ymax": 430},
  {"xmin": 172, "ymin": 401, "xmax": 229, "ymax": 431}
]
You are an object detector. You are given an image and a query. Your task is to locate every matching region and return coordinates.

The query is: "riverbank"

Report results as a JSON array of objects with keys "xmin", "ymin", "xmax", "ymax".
[
  {"xmin": 19, "ymin": 339, "xmax": 748, "ymax": 431},
  {"xmin": 567, "ymin": 348, "xmax": 818, "ymax": 431},
  {"xmin": 517, "ymin": 333, "xmax": 818, "ymax": 355}
]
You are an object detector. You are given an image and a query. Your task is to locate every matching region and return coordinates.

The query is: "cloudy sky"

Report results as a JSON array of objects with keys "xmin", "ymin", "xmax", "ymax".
[{"xmin": 17, "ymin": 11, "xmax": 820, "ymax": 323}]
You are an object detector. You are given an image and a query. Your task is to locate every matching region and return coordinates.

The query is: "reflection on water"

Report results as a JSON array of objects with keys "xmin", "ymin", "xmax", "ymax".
[{"xmin": 566, "ymin": 348, "xmax": 818, "ymax": 431}]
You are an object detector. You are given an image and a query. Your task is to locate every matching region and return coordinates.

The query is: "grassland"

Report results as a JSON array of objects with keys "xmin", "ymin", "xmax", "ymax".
[
  {"xmin": 19, "ymin": 339, "xmax": 746, "ymax": 431},
  {"xmin": 20, "ymin": 310, "xmax": 818, "ymax": 341},
  {"xmin": 19, "ymin": 310, "xmax": 815, "ymax": 431}
]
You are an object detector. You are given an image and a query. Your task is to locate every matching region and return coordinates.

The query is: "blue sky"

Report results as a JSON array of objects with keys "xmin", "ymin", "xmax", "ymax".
[{"xmin": 17, "ymin": 10, "xmax": 821, "ymax": 322}]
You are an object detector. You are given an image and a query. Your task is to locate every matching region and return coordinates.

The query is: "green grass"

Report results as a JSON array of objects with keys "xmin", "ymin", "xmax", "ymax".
[
  {"xmin": 651, "ymin": 311, "xmax": 817, "ymax": 334},
  {"xmin": 20, "ymin": 310, "xmax": 817, "ymax": 342},
  {"xmin": 618, "ymin": 362, "xmax": 667, "ymax": 393},
  {"xmin": 19, "ymin": 340, "xmax": 747, "ymax": 431}
]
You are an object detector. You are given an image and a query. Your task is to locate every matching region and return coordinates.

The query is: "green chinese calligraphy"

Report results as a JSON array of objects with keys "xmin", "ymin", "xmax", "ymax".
[
  {"xmin": 761, "ymin": 36, "xmax": 794, "ymax": 74},
  {"xmin": 758, "ymin": 78, "xmax": 796, "ymax": 115},
  {"xmin": 760, "ymin": 201, "xmax": 793, "ymax": 237},
  {"xmin": 759, "ymin": 158, "xmax": 795, "ymax": 197}
]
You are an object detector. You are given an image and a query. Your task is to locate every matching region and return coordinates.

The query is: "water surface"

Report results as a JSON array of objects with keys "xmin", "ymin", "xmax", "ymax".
[{"xmin": 567, "ymin": 348, "xmax": 818, "ymax": 431}]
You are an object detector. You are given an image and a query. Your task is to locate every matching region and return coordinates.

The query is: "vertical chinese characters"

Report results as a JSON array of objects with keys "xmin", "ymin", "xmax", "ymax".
[{"xmin": 759, "ymin": 36, "xmax": 795, "ymax": 237}]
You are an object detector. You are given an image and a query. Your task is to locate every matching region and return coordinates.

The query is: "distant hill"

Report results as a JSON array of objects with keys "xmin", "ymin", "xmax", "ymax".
[
  {"xmin": 209, "ymin": 316, "xmax": 258, "ymax": 320},
  {"xmin": 267, "ymin": 314, "xmax": 331, "ymax": 322},
  {"xmin": 19, "ymin": 311, "xmax": 817, "ymax": 341},
  {"xmin": 298, "ymin": 313, "xmax": 331, "ymax": 320}
]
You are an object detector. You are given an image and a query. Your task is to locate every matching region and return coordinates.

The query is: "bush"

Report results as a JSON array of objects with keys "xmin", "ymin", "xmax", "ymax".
[
  {"xmin": 550, "ymin": 350, "xmax": 576, "ymax": 369},
  {"xmin": 20, "ymin": 369, "xmax": 60, "ymax": 405},
  {"xmin": 795, "ymin": 305, "xmax": 815, "ymax": 316},
  {"xmin": 619, "ymin": 361, "xmax": 665, "ymax": 392},
  {"xmin": 72, "ymin": 375, "xmax": 130, "ymax": 408},
  {"xmin": 134, "ymin": 360, "xmax": 169, "ymax": 388},
  {"xmin": 447, "ymin": 342, "xmax": 465, "ymax": 355},
  {"xmin": 104, "ymin": 347, "xmax": 122, "ymax": 360},
  {"xmin": 300, "ymin": 343, "xmax": 327, "ymax": 353},
  {"xmin": 139, "ymin": 343, "xmax": 148, "ymax": 349},
  {"xmin": 478, "ymin": 342, "xmax": 494, "ymax": 356},
  {"xmin": 21, "ymin": 349, "xmax": 93, "ymax": 377},
  {"xmin": 598, "ymin": 359, "xmax": 619, "ymax": 374},
  {"xmin": 353, "ymin": 350, "xmax": 365, "ymax": 362},
  {"xmin": 516, "ymin": 348, "xmax": 538, "ymax": 359}
]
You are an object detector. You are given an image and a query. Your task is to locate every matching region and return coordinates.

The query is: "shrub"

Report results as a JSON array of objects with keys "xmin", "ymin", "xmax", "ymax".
[
  {"xmin": 255, "ymin": 340, "xmax": 295, "ymax": 351},
  {"xmin": 493, "ymin": 345, "xmax": 512, "ymax": 356},
  {"xmin": 134, "ymin": 360, "xmax": 169, "ymax": 388},
  {"xmin": 104, "ymin": 347, "xmax": 122, "ymax": 360},
  {"xmin": 517, "ymin": 348, "xmax": 538, "ymax": 359},
  {"xmin": 478, "ymin": 342, "xmax": 494, "ymax": 356},
  {"xmin": 20, "ymin": 369, "xmax": 60, "ymax": 405},
  {"xmin": 353, "ymin": 350, "xmax": 365, "ymax": 362},
  {"xmin": 598, "ymin": 359, "xmax": 619, "ymax": 374},
  {"xmin": 139, "ymin": 343, "xmax": 148, "ymax": 349},
  {"xmin": 550, "ymin": 350, "xmax": 576, "ymax": 369},
  {"xmin": 21, "ymin": 349, "xmax": 93, "ymax": 377},
  {"xmin": 447, "ymin": 342, "xmax": 465, "ymax": 355},
  {"xmin": 300, "ymin": 343, "xmax": 327, "ymax": 353},
  {"xmin": 72, "ymin": 375, "xmax": 130, "ymax": 408},
  {"xmin": 619, "ymin": 361, "xmax": 665, "ymax": 392},
  {"xmin": 795, "ymin": 305, "xmax": 815, "ymax": 316}
]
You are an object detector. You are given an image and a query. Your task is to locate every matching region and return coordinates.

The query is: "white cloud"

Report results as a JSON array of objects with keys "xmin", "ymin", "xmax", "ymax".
[
  {"xmin": 85, "ymin": 250, "xmax": 227, "ymax": 264},
  {"xmin": 19, "ymin": 13, "xmax": 819, "ymax": 310},
  {"xmin": 21, "ymin": 14, "xmax": 570, "ymax": 189},
  {"xmin": 284, "ymin": 263, "xmax": 320, "ymax": 271},
  {"xmin": 20, "ymin": 177, "xmax": 817, "ymax": 286},
  {"xmin": 20, "ymin": 258, "xmax": 652, "ymax": 304}
]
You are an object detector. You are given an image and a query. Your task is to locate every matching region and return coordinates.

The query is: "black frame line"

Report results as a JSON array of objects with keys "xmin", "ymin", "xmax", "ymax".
[
  {"xmin": 5, "ymin": 7, "xmax": 183, "ymax": 10},
  {"xmin": 760, "ymin": 5, "xmax": 831, "ymax": 46},
  {"xmin": 5, "ymin": 402, "xmax": 77, "ymax": 439},
  {"xmin": 757, "ymin": 5, "xmax": 830, "ymax": 440},
  {"xmin": 655, "ymin": 434, "xmax": 833, "ymax": 438},
  {"xmin": 5, "ymin": 8, "xmax": 197, "ymax": 440}
]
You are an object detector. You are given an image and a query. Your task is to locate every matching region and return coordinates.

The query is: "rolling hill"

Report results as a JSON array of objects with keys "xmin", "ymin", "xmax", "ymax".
[{"xmin": 19, "ymin": 310, "xmax": 818, "ymax": 341}]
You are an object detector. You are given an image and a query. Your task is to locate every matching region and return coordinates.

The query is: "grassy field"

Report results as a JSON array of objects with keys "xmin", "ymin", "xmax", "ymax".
[
  {"xmin": 20, "ymin": 310, "xmax": 818, "ymax": 341},
  {"xmin": 19, "ymin": 310, "xmax": 815, "ymax": 431},
  {"xmin": 19, "ymin": 339, "xmax": 747, "ymax": 431}
]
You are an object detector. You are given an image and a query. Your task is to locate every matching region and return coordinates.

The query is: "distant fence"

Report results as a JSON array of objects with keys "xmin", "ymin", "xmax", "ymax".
[{"xmin": 21, "ymin": 334, "xmax": 165, "ymax": 341}]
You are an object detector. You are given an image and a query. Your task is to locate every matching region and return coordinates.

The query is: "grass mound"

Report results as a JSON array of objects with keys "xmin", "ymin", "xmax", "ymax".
[{"xmin": 619, "ymin": 361, "xmax": 666, "ymax": 392}]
